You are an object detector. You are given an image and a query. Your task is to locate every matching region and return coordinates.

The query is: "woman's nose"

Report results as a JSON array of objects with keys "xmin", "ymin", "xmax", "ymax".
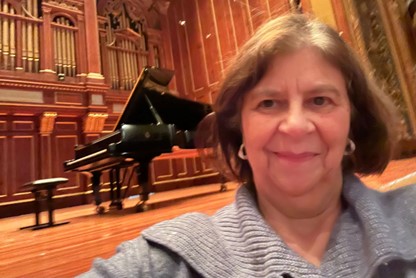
[{"xmin": 278, "ymin": 107, "xmax": 314, "ymax": 137}]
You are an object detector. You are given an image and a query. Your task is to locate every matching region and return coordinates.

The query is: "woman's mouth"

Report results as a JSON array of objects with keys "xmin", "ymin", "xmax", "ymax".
[{"xmin": 274, "ymin": 151, "xmax": 318, "ymax": 163}]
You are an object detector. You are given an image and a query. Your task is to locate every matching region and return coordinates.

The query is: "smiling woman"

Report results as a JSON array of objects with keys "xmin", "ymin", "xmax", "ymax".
[
  {"xmin": 79, "ymin": 14, "xmax": 416, "ymax": 278},
  {"xmin": 240, "ymin": 48, "xmax": 351, "ymax": 226}
]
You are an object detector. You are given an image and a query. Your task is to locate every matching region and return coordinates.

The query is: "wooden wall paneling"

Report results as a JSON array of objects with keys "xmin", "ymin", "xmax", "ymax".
[
  {"xmin": 330, "ymin": 0, "xmax": 353, "ymax": 43},
  {"xmin": 152, "ymin": 158, "xmax": 175, "ymax": 183},
  {"xmin": 54, "ymin": 117, "xmax": 81, "ymax": 193},
  {"xmin": 167, "ymin": 3, "xmax": 186, "ymax": 95},
  {"xmin": 40, "ymin": 134, "xmax": 53, "ymax": 178},
  {"xmin": 248, "ymin": 0, "xmax": 271, "ymax": 30},
  {"xmin": 267, "ymin": 0, "xmax": 291, "ymax": 17},
  {"xmin": 55, "ymin": 92, "xmax": 84, "ymax": 105},
  {"xmin": 182, "ymin": 0, "xmax": 207, "ymax": 97},
  {"xmin": 54, "ymin": 134, "xmax": 80, "ymax": 192},
  {"xmin": 151, "ymin": 158, "xmax": 176, "ymax": 191},
  {"xmin": 229, "ymin": 0, "xmax": 253, "ymax": 47},
  {"xmin": 160, "ymin": 16, "xmax": 176, "ymax": 89},
  {"xmin": 84, "ymin": 134, "xmax": 101, "ymax": 144},
  {"xmin": 212, "ymin": 0, "xmax": 238, "ymax": 71},
  {"xmin": 200, "ymin": 156, "xmax": 216, "ymax": 173},
  {"xmin": 196, "ymin": 0, "xmax": 222, "ymax": 102},
  {"xmin": 192, "ymin": 156, "xmax": 203, "ymax": 176},
  {"xmin": 175, "ymin": 157, "xmax": 189, "ymax": 179},
  {"xmin": 0, "ymin": 136, "xmax": 7, "ymax": 200},
  {"xmin": 164, "ymin": 4, "xmax": 186, "ymax": 96},
  {"xmin": 11, "ymin": 135, "xmax": 38, "ymax": 197},
  {"xmin": 183, "ymin": 157, "xmax": 198, "ymax": 188}
]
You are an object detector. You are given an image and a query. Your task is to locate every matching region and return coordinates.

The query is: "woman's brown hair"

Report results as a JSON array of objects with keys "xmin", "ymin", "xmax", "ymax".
[{"xmin": 196, "ymin": 13, "xmax": 399, "ymax": 184}]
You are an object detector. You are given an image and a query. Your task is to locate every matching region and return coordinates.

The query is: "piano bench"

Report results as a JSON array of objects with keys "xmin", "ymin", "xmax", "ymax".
[{"xmin": 20, "ymin": 177, "xmax": 70, "ymax": 231}]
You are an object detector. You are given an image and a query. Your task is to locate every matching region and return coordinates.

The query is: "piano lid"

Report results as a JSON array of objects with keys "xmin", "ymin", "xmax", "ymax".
[
  {"xmin": 114, "ymin": 66, "xmax": 212, "ymax": 132},
  {"xmin": 114, "ymin": 66, "xmax": 175, "ymax": 131}
]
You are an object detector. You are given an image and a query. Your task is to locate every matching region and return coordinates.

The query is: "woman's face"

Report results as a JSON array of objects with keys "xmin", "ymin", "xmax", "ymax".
[{"xmin": 241, "ymin": 47, "xmax": 350, "ymax": 199}]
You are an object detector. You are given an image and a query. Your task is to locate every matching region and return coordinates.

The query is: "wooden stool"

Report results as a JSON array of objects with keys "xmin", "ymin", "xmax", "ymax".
[{"xmin": 20, "ymin": 178, "xmax": 70, "ymax": 230}]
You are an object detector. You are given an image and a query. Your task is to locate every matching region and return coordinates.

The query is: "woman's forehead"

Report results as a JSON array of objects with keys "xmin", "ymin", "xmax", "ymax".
[{"xmin": 247, "ymin": 49, "xmax": 346, "ymax": 93}]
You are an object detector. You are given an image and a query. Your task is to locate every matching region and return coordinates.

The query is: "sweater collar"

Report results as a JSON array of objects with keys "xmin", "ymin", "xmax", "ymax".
[
  {"xmin": 142, "ymin": 174, "xmax": 416, "ymax": 277},
  {"xmin": 328, "ymin": 174, "xmax": 416, "ymax": 276}
]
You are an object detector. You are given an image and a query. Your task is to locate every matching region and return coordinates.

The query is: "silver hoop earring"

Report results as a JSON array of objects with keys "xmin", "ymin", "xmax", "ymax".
[
  {"xmin": 344, "ymin": 138, "xmax": 356, "ymax": 155},
  {"xmin": 238, "ymin": 144, "xmax": 248, "ymax": 160}
]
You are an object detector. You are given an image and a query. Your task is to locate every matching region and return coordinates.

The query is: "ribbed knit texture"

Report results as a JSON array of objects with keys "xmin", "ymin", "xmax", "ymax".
[{"xmin": 142, "ymin": 174, "xmax": 416, "ymax": 277}]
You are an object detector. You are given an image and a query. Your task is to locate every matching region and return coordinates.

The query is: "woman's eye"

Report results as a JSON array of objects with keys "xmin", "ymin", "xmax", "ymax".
[
  {"xmin": 258, "ymin": 99, "xmax": 277, "ymax": 108},
  {"xmin": 312, "ymin": 96, "xmax": 330, "ymax": 106}
]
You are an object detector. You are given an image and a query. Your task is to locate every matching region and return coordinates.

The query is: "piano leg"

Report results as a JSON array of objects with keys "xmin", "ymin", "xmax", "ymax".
[
  {"xmin": 92, "ymin": 171, "xmax": 105, "ymax": 214},
  {"xmin": 109, "ymin": 168, "xmax": 123, "ymax": 210},
  {"xmin": 115, "ymin": 168, "xmax": 123, "ymax": 209},
  {"xmin": 109, "ymin": 169, "xmax": 115, "ymax": 205},
  {"xmin": 219, "ymin": 175, "xmax": 228, "ymax": 192},
  {"xmin": 135, "ymin": 160, "xmax": 151, "ymax": 212}
]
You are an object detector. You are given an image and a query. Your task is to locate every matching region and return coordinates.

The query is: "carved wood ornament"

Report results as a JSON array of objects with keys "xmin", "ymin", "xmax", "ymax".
[{"xmin": 343, "ymin": 0, "xmax": 416, "ymax": 140}]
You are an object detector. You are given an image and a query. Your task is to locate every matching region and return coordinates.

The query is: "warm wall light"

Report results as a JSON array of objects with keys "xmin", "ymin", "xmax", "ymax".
[
  {"xmin": 83, "ymin": 112, "xmax": 108, "ymax": 133},
  {"xmin": 40, "ymin": 112, "xmax": 57, "ymax": 134}
]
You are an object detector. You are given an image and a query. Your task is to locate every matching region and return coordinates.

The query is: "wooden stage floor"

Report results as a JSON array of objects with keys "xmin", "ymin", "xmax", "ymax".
[{"xmin": 0, "ymin": 157, "xmax": 415, "ymax": 277}]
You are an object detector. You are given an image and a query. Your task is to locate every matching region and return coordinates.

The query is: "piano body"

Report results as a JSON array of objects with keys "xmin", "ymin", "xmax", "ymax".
[{"xmin": 63, "ymin": 67, "xmax": 212, "ymax": 213}]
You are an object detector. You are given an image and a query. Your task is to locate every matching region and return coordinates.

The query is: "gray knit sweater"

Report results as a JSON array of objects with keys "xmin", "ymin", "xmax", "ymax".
[{"xmin": 81, "ymin": 174, "xmax": 416, "ymax": 277}]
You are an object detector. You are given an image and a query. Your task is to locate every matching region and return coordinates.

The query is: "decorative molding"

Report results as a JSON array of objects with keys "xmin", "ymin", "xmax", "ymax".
[
  {"xmin": 152, "ymin": 159, "xmax": 174, "ymax": 180},
  {"xmin": 97, "ymin": 0, "xmax": 168, "ymax": 30},
  {"xmin": 12, "ymin": 121, "xmax": 35, "ymax": 131},
  {"xmin": 55, "ymin": 92, "xmax": 83, "ymax": 105},
  {"xmin": 112, "ymin": 103, "xmax": 125, "ymax": 113},
  {"xmin": 83, "ymin": 112, "xmax": 108, "ymax": 133},
  {"xmin": 0, "ymin": 88, "xmax": 43, "ymax": 103},
  {"xmin": 91, "ymin": 94, "xmax": 104, "ymax": 106},
  {"xmin": 55, "ymin": 122, "xmax": 78, "ymax": 132},
  {"xmin": 376, "ymin": 0, "xmax": 416, "ymax": 139},
  {"xmin": 40, "ymin": 112, "xmax": 57, "ymax": 134},
  {"xmin": 0, "ymin": 78, "xmax": 110, "ymax": 93},
  {"xmin": 345, "ymin": 0, "xmax": 415, "ymax": 139},
  {"xmin": 0, "ymin": 79, "xmax": 83, "ymax": 92},
  {"xmin": 87, "ymin": 72, "xmax": 105, "ymax": 79},
  {"xmin": 44, "ymin": 0, "xmax": 83, "ymax": 11}
]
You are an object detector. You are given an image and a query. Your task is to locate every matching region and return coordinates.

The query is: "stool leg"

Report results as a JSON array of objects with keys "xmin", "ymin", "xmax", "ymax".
[
  {"xmin": 34, "ymin": 190, "xmax": 41, "ymax": 226},
  {"xmin": 20, "ymin": 189, "xmax": 43, "ymax": 230},
  {"xmin": 47, "ymin": 187, "xmax": 54, "ymax": 226}
]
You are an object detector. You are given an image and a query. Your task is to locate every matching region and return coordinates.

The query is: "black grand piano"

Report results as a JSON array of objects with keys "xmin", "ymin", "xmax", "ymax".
[{"xmin": 63, "ymin": 67, "xmax": 212, "ymax": 213}]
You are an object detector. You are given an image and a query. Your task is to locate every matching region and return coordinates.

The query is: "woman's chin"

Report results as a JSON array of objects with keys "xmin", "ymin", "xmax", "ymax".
[{"xmin": 269, "ymin": 174, "xmax": 323, "ymax": 198}]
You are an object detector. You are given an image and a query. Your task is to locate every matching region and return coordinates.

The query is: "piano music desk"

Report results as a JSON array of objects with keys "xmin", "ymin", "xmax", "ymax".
[{"xmin": 20, "ymin": 178, "xmax": 70, "ymax": 230}]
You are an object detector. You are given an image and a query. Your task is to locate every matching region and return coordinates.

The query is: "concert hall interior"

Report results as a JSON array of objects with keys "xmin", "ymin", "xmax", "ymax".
[{"xmin": 0, "ymin": 0, "xmax": 416, "ymax": 276}]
